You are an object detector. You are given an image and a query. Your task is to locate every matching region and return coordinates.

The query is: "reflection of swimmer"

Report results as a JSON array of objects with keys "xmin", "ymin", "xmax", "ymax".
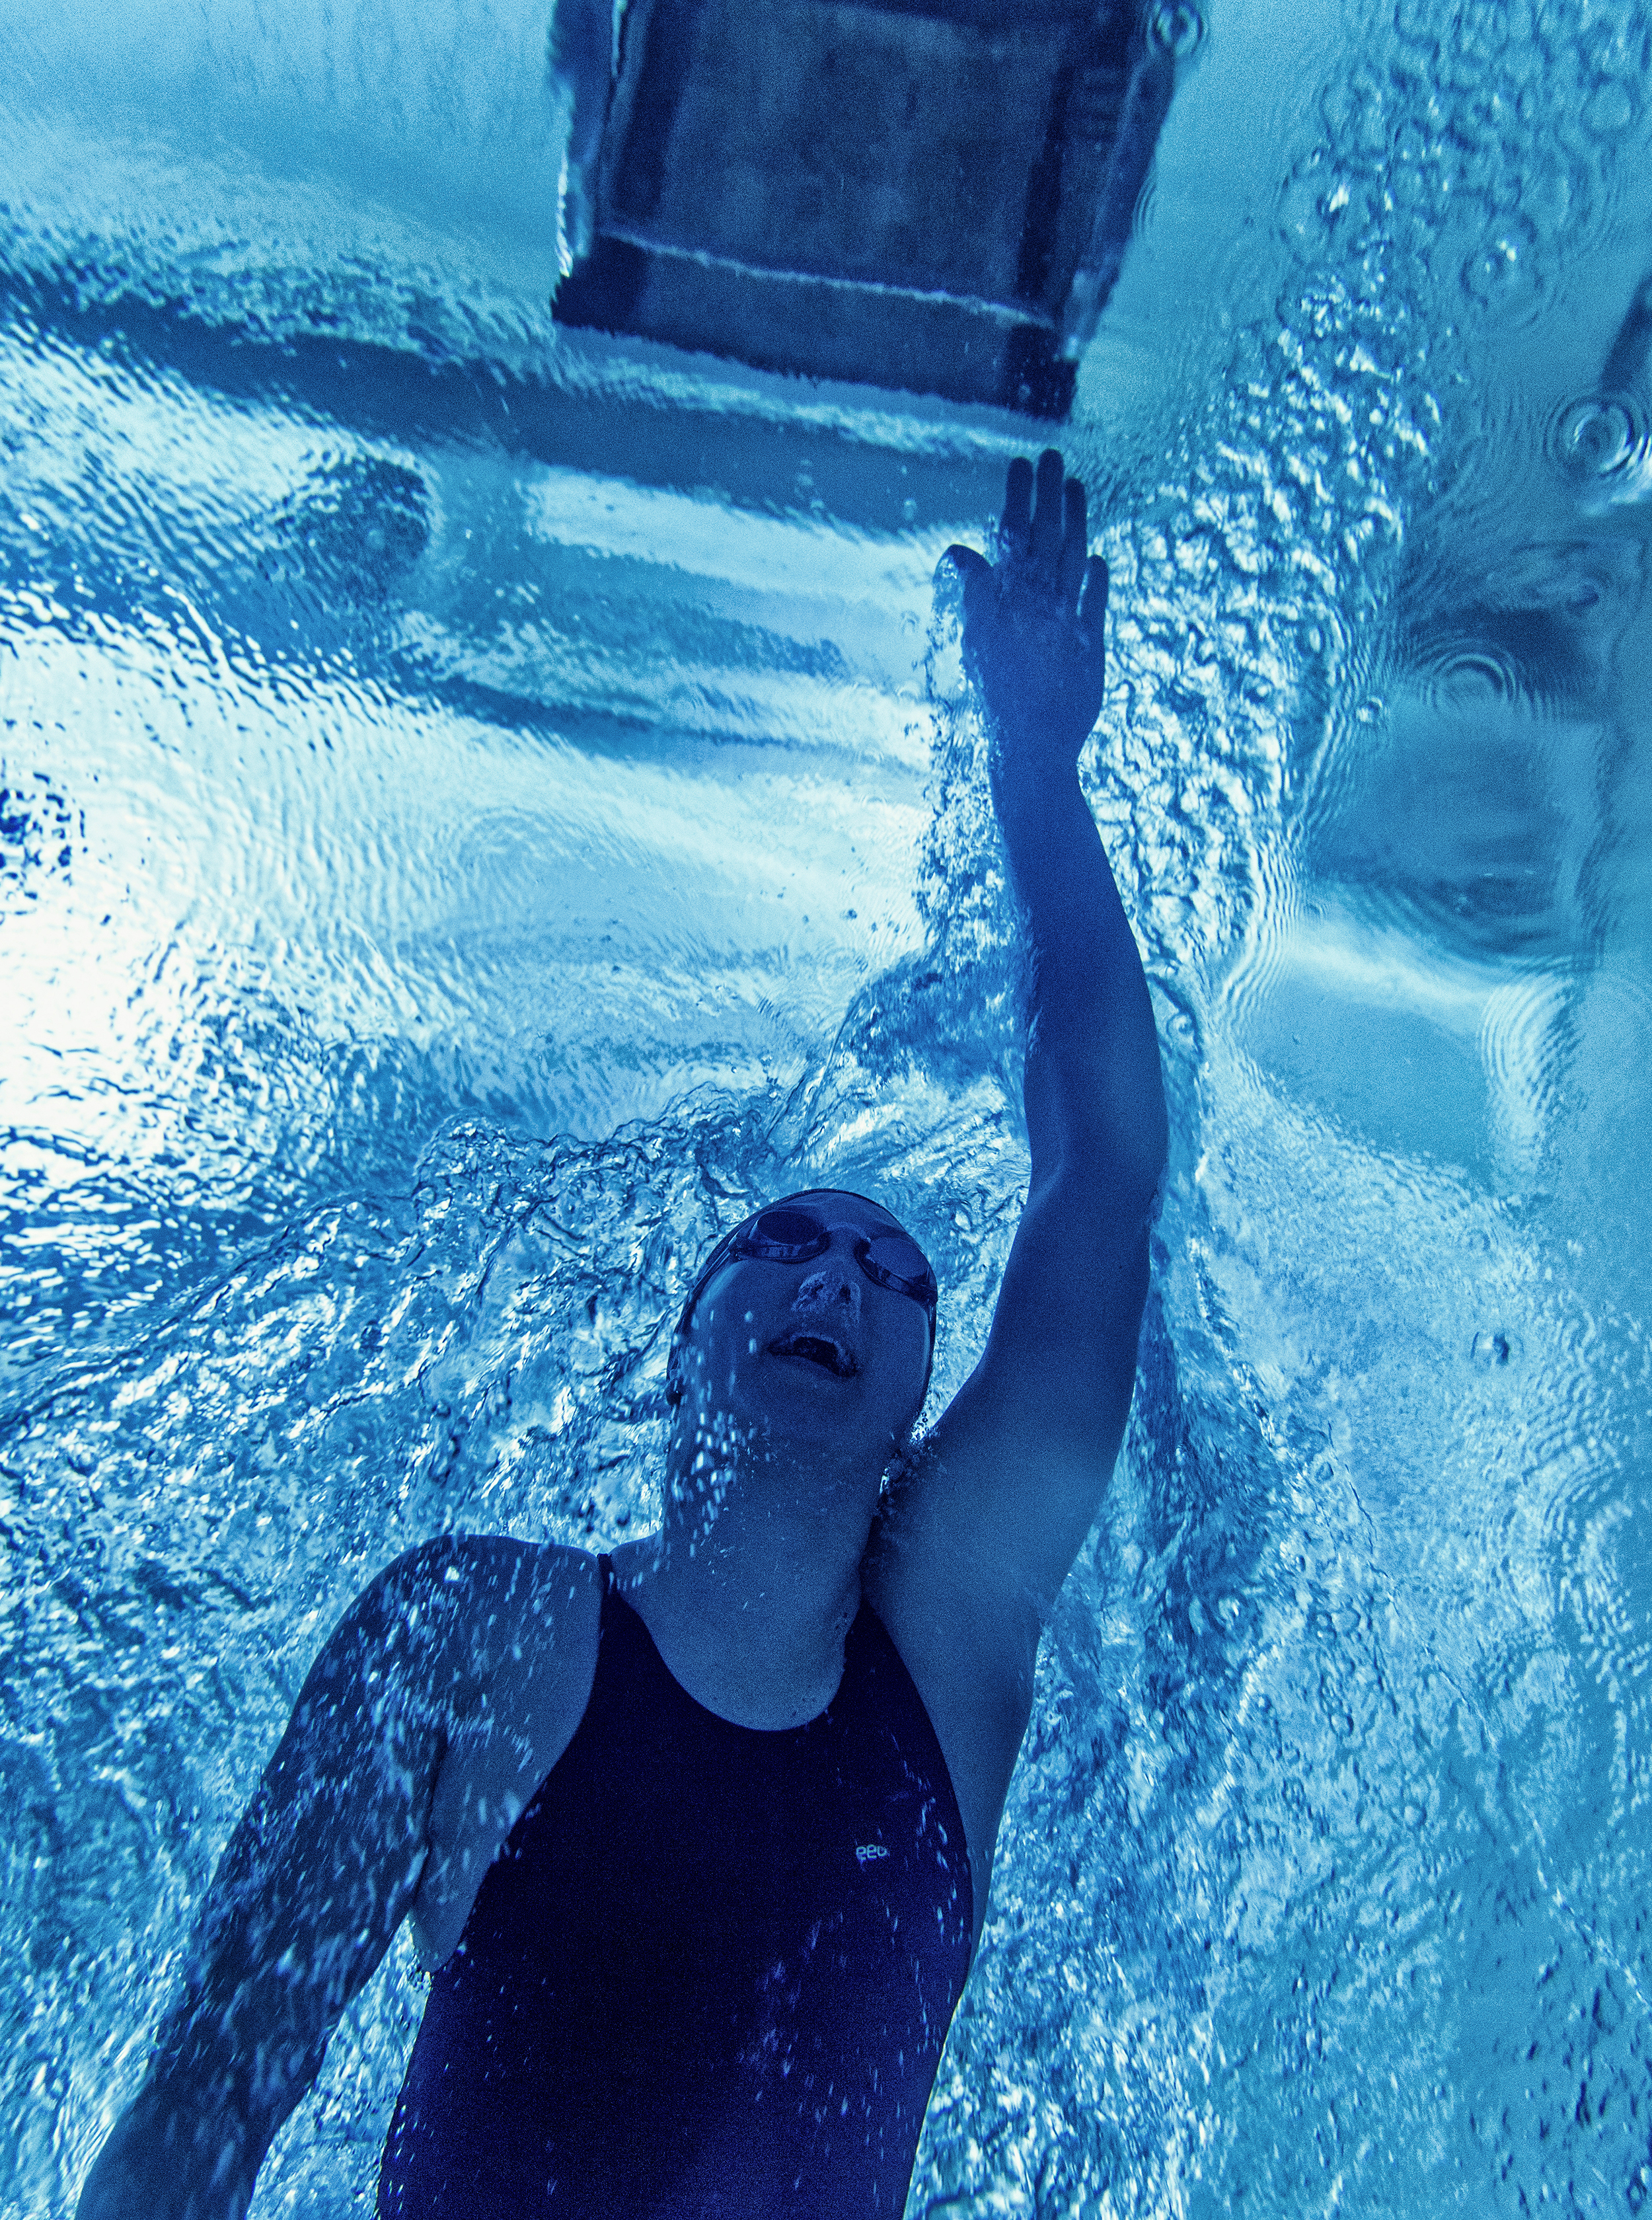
[{"xmin": 77, "ymin": 452, "xmax": 1168, "ymax": 2220}]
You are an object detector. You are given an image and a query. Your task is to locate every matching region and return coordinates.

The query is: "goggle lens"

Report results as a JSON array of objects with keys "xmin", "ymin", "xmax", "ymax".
[
  {"xmin": 743, "ymin": 1208, "xmax": 830, "ymax": 1260},
  {"xmin": 858, "ymin": 1232, "xmax": 936, "ymax": 1303}
]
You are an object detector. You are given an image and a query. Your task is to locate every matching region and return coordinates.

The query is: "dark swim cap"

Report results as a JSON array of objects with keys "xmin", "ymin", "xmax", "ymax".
[{"xmin": 664, "ymin": 1190, "xmax": 937, "ymax": 1414}]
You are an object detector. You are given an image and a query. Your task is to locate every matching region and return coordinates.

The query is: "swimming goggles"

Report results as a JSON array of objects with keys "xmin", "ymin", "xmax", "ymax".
[
  {"xmin": 716, "ymin": 1205, "xmax": 938, "ymax": 1311},
  {"xmin": 682, "ymin": 1202, "xmax": 938, "ymax": 1330}
]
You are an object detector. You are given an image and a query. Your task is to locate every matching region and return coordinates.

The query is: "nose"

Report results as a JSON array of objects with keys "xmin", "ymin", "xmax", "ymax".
[{"xmin": 793, "ymin": 1252, "xmax": 861, "ymax": 1315}]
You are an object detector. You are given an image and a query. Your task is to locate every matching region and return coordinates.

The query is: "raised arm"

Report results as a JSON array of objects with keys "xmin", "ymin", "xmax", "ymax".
[
  {"xmin": 75, "ymin": 1548, "xmax": 460, "ymax": 2220},
  {"xmin": 874, "ymin": 451, "xmax": 1166, "ymax": 1708}
]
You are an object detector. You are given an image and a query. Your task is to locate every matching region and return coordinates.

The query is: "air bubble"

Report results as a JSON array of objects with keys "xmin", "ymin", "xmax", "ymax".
[
  {"xmin": 1583, "ymin": 79, "xmax": 1634, "ymax": 137},
  {"xmin": 1413, "ymin": 644, "xmax": 1529, "ymax": 715},
  {"xmin": 1150, "ymin": 2, "xmax": 1204, "ymax": 59},
  {"xmin": 1277, "ymin": 159, "xmax": 1374, "ymax": 262},
  {"xmin": 1460, "ymin": 218, "xmax": 1544, "ymax": 323},
  {"xmin": 1547, "ymin": 395, "xmax": 1643, "ymax": 483},
  {"xmin": 1463, "ymin": 235, "xmax": 1521, "ymax": 300},
  {"xmin": 1444, "ymin": 649, "xmax": 1518, "ymax": 699}
]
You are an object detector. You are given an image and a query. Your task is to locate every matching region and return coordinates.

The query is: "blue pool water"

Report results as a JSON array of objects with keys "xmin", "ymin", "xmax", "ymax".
[{"xmin": 4, "ymin": 1, "xmax": 1652, "ymax": 2211}]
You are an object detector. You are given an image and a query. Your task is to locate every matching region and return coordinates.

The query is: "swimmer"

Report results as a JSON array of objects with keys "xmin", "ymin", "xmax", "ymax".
[{"xmin": 76, "ymin": 449, "xmax": 1168, "ymax": 2220}]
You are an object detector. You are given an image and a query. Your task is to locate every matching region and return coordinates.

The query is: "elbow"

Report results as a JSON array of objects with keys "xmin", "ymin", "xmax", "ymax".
[
  {"xmin": 1079, "ymin": 1129, "xmax": 1163, "ymax": 1230},
  {"xmin": 1131, "ymin": 1060, "xmax": 1170, "ymax": 1182},
  {"xmin": 1023, "ymin": 1031, "xmax": 1168, "ymax": 1233},
  {"xmin": 1144, "ymin": 1094, "xmax": 1170, "ymax": 1211},
  {"xmin": 1030, "ymin": 1124, "xmax": 1164, "ymax": 1237},
  {"xmin": 1121, "ymin": 1047, "xmax": 1170, "ymax": 1212},
  {"xmin": 1098, "ymin": 1073, "xmax": 1171, "ymax": 1221}
]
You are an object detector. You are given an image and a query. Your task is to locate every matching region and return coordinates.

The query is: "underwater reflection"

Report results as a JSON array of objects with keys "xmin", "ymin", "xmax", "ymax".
[
  {"xmin": 7, "ymin": 0, "xmax": 1652, "ymax": 2213},
  {"xmin": 1240, "ymin": 262, "xmax": 1651, "ymax": 1180},
  {"xmin": 1204, "ymin": 241, "xmax": 1652, "ymax": 2213}
]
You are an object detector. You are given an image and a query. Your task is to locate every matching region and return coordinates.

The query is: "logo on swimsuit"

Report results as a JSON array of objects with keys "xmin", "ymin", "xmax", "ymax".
[{"xmin": 854, "ymin": 1843, "xmax": 889, "ymax": 1865}]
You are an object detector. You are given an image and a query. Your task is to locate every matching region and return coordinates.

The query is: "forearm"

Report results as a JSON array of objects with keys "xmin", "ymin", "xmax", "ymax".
[
  {"xmin": 995, "ymin": 765, "xmax": 1166, "ymax": 1199},
  {"xmin": 77, "ymin": 2075, "xmax": 264, "ymax": 2220},
  {"xmin": 77, "ymin": 1558, "xmax": 449, "ymax": 2220},
  {"xmin": 913, "ymin": 452, "xmax": 1162, "ymax": 1605},
  {"xmin": 76, "ymin": 1929, "xmax": 349, "ymax": 2220}
]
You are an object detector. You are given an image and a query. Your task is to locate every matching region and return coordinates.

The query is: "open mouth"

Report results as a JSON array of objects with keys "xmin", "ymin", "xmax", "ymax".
[{"xmin": 768, "ymin": 1331, "xmax": 858, "ymax": 1379}]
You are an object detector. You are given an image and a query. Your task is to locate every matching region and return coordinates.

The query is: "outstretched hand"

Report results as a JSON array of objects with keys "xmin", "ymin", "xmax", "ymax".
[{"xmin": 940, "ymin": 449, "xmax": 1108, "ymax": 796}]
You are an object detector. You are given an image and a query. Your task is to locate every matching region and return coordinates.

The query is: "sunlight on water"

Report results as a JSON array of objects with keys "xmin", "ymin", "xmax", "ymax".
[{"xmin": 3, "ymin": 0, "xmax": 1652, "ymax": 2213}]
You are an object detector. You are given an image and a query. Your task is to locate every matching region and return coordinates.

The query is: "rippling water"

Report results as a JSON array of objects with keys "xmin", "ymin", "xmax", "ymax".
[{"xmin": 4, "ymin": 0, "xmax": 1651, "ymax": 2212}]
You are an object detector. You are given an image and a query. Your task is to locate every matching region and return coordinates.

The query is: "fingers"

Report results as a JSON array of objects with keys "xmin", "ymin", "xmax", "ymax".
[
  {"xmin": 940, "ymin": 544, "xmax": 991, "ymax": 583},
  {"xmin": 1000, "ymin": 457, "xmax": 1033, "ymax": 554},
  {"xmin": 938, "ymin": 545, "xmax": 996, "ymax": 641},
  {"xmin": 1030, "ymin": 449, "xmax": 1065, "ymax": 568},
  {"xmin": 939, "ymin": 543, "xmax": 993, "ymax": 605},
  {"xmin": 995, "ymin": 451, "xmax": 1098, "ymax": 611},
  {"xmin": 1059, "ymin": 478, "xmax": 1088, "ymax": 605},
  {"xmin": 1078, "ymin": 552, "xmax": 1108, "ymax": 634}
]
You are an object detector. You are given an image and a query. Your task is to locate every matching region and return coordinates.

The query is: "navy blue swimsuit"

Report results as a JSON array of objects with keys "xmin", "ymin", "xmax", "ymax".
[{"xmin": 378, "ymin": 1558, "xmax": 973, "ymax": 2219}]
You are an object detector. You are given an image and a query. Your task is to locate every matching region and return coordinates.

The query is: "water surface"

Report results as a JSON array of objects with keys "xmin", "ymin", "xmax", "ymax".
[{"xmin": 3, "ymin": 0, "xmax": 1651, "ymax": 2211}]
